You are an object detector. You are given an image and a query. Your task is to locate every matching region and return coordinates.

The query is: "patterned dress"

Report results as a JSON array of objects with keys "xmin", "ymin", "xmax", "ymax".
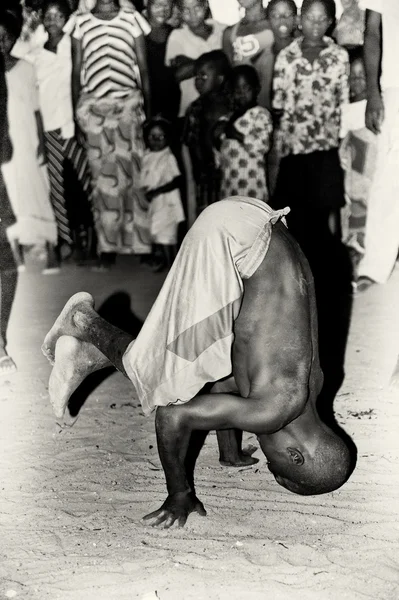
[
  {"xmin": 73, "ymin": 10, "xmax": 151, "ymax": 255},
  {"xmin": 219, "ymin": 106, "xmax": 273, "ymax": 201}
]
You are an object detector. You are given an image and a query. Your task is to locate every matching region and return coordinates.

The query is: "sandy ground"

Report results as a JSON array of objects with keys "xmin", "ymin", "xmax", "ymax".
[{"xmin": 1, "ymin": 256, "xmax": 399, "ymax": 600}]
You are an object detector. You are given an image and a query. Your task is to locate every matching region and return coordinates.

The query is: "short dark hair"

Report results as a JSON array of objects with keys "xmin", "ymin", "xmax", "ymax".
[
  {"xmin": 266, "ymin": 0, "xmax": 297, "ymax": 20},
  {"xmin": 194, "ymin": 50, "xmax": 231, "ymax": 79},
  {"xmin": 42, "ymin": 0, "xmax": 72, "ymax": 19},
  {"xmin": 231, "ymin": 64, "xmax": 261, "ymax": 91},
  {"xmin": 281, "ymin": 433, "xmax": 354, "ymax": 496},
  {"xmin": 143, "ymin": 116, "xmax": 172, "ymax": 146}
]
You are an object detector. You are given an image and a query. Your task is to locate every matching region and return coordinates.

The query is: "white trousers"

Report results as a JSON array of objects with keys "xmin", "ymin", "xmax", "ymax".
[{"xmin": 358, "ymin": 88, "xmax": 399, "ymax": 283}]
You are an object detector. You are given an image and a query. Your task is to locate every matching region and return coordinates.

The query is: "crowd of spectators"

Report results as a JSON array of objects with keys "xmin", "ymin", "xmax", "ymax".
[{"xmin": 0, "ymin": 0, "xmax": 397, "ymax": 285}]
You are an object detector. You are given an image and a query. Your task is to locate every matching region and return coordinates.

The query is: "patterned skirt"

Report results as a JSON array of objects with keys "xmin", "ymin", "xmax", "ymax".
[
  {"xmin": 76, "ymin": 91, "xmax": 151, "ymax": 255},
  {"xmin": 44, "ymin": 130, "xmax": 92, "ymax": 246}
]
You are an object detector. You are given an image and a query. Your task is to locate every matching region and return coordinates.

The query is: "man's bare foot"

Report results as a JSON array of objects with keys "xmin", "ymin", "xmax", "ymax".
[
  {"xmin": 219, "ymin": 451, "xmax": 259, "ymax": 468},
  {"xmin": 42, "ymin": 292, "xmax": 95, "ymax": 364},
  {"xmin": 49, "ymin": 335, "xmax": 111, "ymax": 420}
]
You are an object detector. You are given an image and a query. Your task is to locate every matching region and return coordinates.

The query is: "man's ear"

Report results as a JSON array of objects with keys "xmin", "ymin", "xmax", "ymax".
[{"xmin": 286, "ymin": 447, "xmax": 305, "ymax": 466}]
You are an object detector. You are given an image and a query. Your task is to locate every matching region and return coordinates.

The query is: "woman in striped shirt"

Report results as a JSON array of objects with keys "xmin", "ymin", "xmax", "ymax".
[{"xmin": 72, "ymin": 0, "xmax": 151, "ymax": 269}]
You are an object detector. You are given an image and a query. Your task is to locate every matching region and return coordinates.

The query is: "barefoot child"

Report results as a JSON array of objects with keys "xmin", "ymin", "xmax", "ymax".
[
  {"xmin": 216, "ymin": 65, "xmax": 273, "ymax": 201},
  {"xmin": 141, "ymin": 118, "xmax": 185, "ymax": 271}
]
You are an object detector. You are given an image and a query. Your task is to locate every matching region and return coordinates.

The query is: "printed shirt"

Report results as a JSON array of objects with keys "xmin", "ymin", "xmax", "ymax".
[
  {"xmin": 272, "ymin": 37, "xmax": 349, "ymax": 157},
  {"xmin": 165, "ymin": 21, "xmax": 225, "ymax": 117},
  {"xmin": 73, "ymin": 11, "xmax": 150, "ymax": 99},
  {"xmin": 359, "ymin": 0, "xmax": 399, "ymax": 90}
]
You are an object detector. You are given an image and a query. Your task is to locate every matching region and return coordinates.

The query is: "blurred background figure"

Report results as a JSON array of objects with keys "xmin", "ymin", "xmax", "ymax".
[
  {"xmin": 29, "ymin": 0, "xmax": 94, "ymax": 265},
  {"xmin": 216, "ymin": 64, "xmax": 272, "ymax": 201},
  {"xmin": 183, "ymin": 50, "xmax": 232, "ymax": 221},
  {"xmin": 0, "ymin": 0, "xmax": 21, "ymax": 376},
  {"xmin": 145, "ymin": 0, "xmax": 181, "ymax": 121},
  {"xmin": 71, "ymin": 0, "xmax": 151, "ymax": 270},
  {"xmin": 222, "ymin": 0, "xmax": 274, "ymax": 109},
  {"xmin": 340, "ymin": 46, "xmax": 377, "ymax": 278},
  {"xmin": 355, "ymin": 1, "xmax": 399, "ymax": 292},
  {"xmin": 334, "ymin": 0, "xmax": 364, "ymax": 47},
  {"xmin": 0, "ymin": 0, "xmax": 58, "ymax": 273}
]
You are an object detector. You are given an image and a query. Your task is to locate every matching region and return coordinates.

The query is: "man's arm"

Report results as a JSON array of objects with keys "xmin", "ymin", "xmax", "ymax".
[
  {"xmin": 143, "ymin": 379, "xmax": 306, "ymax": 528},
  {"xmin": 363, "ymin": 9, "xmax": 384, "ymax": 134}
]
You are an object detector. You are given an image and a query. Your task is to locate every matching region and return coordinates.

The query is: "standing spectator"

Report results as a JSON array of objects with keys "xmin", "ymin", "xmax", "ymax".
[
  {"xmin": 272, "ymin": 0, "xmax": 349, "ymax": 262},
  {"xmin": 0, "ymin": 2, "xmax": 58, "ymax": 273},
  {"xmin": 29, "ymin": 0, "xmax": 93, "ymax": 264},
  {"xmin": 222, "ymin": 0, "xmax": 274, "ymax": 109},
  {"xmin": 266, "ymin": 0, "xmax": 298, "ymax": 194},
  {"xmin": 141, "ymin": 117, "xmax": 185, "ymax": 271},
  {"xmin": 72, "ymin": 0, "xmax": 152, "ymax": 270},
  {"xmin": 334, "ymin": 0, "xmax": 365, "ymax": 47},
  {"xmin": 355, "ymin": 2, "xmax": 399, "ymax": 292},
  {"xmin": 0, "ymin": 1, "xmax": 20, "ymax": 376},
  {"xmin": 216, "ymin": 65, "xmax": 273, "ymax": 201},
  {"xmin": 183, "ymin": 50, "xmax": 232, "ymax": 218},
  {"xmin": 339, "ymin": 46, "xmax": 377, "ymax": 274},
  {"xmin": 165, "ymin": 0, "xmax": 225, "ymax": 123},
  {"xmin": 145, "ymin": 0, "xmax": 180, "ymax": 121}
]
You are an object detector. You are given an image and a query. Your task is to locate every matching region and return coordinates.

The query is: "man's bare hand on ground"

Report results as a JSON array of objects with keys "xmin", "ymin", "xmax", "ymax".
[{"xmin": 142, "ymin": 490, "xmax": 207, "ymax": 528}]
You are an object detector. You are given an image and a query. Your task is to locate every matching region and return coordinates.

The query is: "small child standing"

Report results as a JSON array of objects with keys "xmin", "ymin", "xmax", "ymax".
[
  {"xmin": 271, "ymin": 0, "xmax": 349, "ymax": 262},
  {"xmin": 183, "ymin": 50, "xmax": 232, "ymax": 218},
  {"xmin": 141, "ymin": 118, "xmax": 185, "ymax": 271},
  {"xmin": 216, "ymin": 64, "xmax": 273, "ymax": 201}
]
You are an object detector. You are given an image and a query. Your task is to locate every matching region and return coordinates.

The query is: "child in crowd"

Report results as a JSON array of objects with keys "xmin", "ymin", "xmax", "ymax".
[
  {"xmin": 222, "ymin": 0, "xmax": 274, "ymax": 109},
  {"xmin": 141, "ymin": 118, "xmax": 185, "ymax": 272},
  {"xmin": 0, "ymin": 3, "xmax": 58, "ymax": 273},
  {"xmin": 271, "ymin": 0, "xmax": 349, "ymax": 262},
  {"xmin": 266, "ymin": 0, "xmax": 298, "ymax": 194},
  {"xmin": 216, "ymin": 65, "xmax": 273, "ymax": 201},
  {"xmin": 165, "ymin": 0, "xmax": 225, "ymax": 122},
  {"xmin": 29, "ymin": 0, "xmax": 93, "ymax": 264},
  {"xmin": 145, "ymin": 0, "xmax": 181, "ymax": 121},
  {"xmin": 339, "ymin": 46, "xmax": 377, "ymax": 275},
  {"xmin": 183, "ymin": 50, "xmax": 232, "ymax": 218}
]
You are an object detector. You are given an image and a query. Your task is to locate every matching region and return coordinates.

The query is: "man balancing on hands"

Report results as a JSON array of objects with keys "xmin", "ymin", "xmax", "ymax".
[{"xmin": 42, "ymin": 196, "xmax": 354, "ymax": 528}]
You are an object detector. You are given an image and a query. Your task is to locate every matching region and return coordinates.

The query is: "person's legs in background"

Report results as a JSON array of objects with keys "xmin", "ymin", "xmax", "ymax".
[
  {"xmin": 0, "ymin": 221, "xmax": 17, "ymax": 375},
  {"xmin": 357, "ymin": 88, "xmax": 399, "ymax": 291}
]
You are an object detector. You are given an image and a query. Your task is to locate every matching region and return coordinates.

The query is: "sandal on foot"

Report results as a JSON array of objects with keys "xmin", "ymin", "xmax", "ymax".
[
  {"xmin": 0, "ymin": 355, "xmax": 17, "ymax": 376},
  {"xmin": 356, "ymin": 276, "xmax": 376, "ymax": 293}
]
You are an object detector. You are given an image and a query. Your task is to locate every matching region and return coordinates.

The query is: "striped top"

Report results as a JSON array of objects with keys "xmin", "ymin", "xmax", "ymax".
[{"xmin": 73, "ymin": 11, "xmax": 149, "ymax": 99}]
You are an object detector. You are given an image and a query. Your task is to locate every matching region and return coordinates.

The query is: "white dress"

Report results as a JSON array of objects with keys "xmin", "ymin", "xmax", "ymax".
[
  {"xmin": 140, "ymin": 147, "xmax": 185, "ymax": 245},
  {"xmin": 1, "ymin": 60, "xmax": 57, "ymax": 246}
]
